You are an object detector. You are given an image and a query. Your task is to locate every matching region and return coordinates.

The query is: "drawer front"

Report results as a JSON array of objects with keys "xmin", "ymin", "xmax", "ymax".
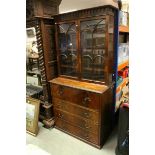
[
  {"xmin": 51, "ymin": 84, "xmax": 100, "ymax": 109},
  {"xmin": 54, "ymin": 108, "xmax": 99, "ymax": 134},
  {"xmin": 55, "ymin": 118, "xmax": 99, "ymax": 145},
  {"xmin": 53, "ymin": 98, "xmax": 99, "ymax": 124}
]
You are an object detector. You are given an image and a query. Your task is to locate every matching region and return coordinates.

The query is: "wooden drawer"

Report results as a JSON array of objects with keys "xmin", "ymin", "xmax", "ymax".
[
  {"xmin": 53, "ymin": 98, "xmax": 99, "ymax": 124},
  {"xmin": 51, "ymin": 84, "xmax": 100, "ymax": 109},
  {"xmin": 55, "ymin": 118, "xmax": 99, "ymax": 145},
  {"xmin": 54, "ymin": 108, "xmax": 99, "ymax": 134}
]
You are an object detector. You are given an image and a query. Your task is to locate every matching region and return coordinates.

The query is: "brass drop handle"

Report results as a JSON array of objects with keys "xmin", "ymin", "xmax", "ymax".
[
  {"xmin": 59, "ymin": 90, "xmax": 63, "ymax": 95},
  {"xmin": 82, "ymin": 97, "xmax": 91, "ymax": 105},
  {"xmin": 59, "ymin": 101, "xmax": 66, "ymax": 110},
  {"xmin": 58, "ymin": 113, "xmax": 61, "ymax": 117},
  {"xmin": 58, "ymin": 113, "xmax": 64, "ymax": 118},
  {"xmin": 82, "ymin": 132, "xmax": 89, "ymax": 139},
  {"xmin": 85, "ymin": 125, "xmax": 90, "ymax": 129},
  {"xmin": 83, "ymin": 112, "xmax": 91, "ymax": 118}
]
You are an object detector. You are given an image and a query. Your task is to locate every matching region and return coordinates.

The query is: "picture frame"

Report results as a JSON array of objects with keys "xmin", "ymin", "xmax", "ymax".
[
  {"xmin": 26, "ymin": 97, "xmax": 40, "ymax": 136},
  {"xmin": 26, "ymin": 27, "xmax": 36, "ymax": 38}
]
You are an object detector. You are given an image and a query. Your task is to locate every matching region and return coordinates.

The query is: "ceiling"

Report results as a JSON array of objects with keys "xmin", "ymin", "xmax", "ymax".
[{"xmin": 59, "ymin": 0, "xmax": 119, "ymax": 13}]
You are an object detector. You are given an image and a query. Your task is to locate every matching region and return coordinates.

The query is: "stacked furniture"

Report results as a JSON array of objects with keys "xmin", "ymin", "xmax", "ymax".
[
  {"xmin": 50, "ymin": 5, "xmax": 119, "ymax": 148},
  {"xmin": 26, "ymin": 0, "xmax": 62, "ymax": 128}
]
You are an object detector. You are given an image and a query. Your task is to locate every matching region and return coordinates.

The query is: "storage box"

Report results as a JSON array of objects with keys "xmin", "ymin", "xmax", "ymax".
[
  {"xmin": 121, "ymin": 1, "xmax": 129, "ymax": 12},
  {"xmin": 118, "ymin": 43, "xmax": 129, "ymax": 64},
  {"xmin": 119, "ymin": 11, "xmax": 128, "ymax": 26}
]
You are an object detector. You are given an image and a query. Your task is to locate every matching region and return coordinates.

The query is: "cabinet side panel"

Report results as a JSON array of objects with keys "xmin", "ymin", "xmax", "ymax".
[{"xmin": 100, "ymin": 87, "xmax": 114, "ymax": 146}]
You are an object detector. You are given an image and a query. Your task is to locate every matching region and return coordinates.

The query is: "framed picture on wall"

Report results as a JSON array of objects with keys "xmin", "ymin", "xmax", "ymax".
[{"xmin": 26, "ymin": 97, "xmax": 40, "ymax": 136}]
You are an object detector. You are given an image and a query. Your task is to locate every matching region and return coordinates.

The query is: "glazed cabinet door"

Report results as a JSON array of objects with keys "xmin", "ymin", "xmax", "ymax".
[
  {"xmin": 80, "ymin": 18, "xmax": 107, "ymax": 82},
  {"xmin": 55, "ymin": 15, "xmax": 115, "ymax": 85},
  {"xmin": 57, "ymin": 22, "xmax": 78, "ymax": 77}
]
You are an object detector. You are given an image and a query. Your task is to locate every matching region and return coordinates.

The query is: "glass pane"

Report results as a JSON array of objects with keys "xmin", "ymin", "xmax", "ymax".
[
  {"xmin": 80, "ymin": 19, "xmax": 106, "ymax": 81},
  {"xmin": 58, "ymin": 23, "xmax": 77, "ymax": 77}
]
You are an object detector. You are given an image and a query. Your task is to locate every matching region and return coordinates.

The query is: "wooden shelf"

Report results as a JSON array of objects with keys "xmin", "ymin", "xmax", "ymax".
[
  {"xmin": 118, "ymin": 60, "xmax": 129, "ymax": 71},
  {"xmin": 116, "ymin": 78, "xmax": 129, "ymax": 94},
  {"xmin": 119, "ymin": 25, "xmax": 129, "ymax": 33}
]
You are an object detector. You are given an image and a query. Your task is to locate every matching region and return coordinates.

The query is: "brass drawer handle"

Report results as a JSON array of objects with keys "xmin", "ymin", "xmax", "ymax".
[
  {"xmin": 83, "ymin": 112, "xmax": 91, "ymax": 118},
  {"xmin": 82, "ymin": 97, "xmax": 91, "ymax": 105},
  {"xmin": 55, "ymin": 102, "xmax": 66, "ymax": 110},
  {"xmin": 84, "ymin": 122, "xmax": 91, "ymax": 129},
  {"xmin": 81, "ymin": 132, "xmax": 89, "ymax": 139},
  {"xmin": 58, "ymin": 113, "xmax": 64, "ymax": 118},
  {"xmin": 79, "ymin": 122, "xmax": 90, "ymax": 129},
  {"xmin": 85, "ymin": 125, "xmax": 91, "ymax": 129}
]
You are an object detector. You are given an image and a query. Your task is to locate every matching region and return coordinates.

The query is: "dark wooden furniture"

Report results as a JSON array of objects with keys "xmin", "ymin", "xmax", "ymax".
[
  {"xmin": 26, "ymin": 0, "xmax": 62, "ymax": 19},
  {"xmin": 50, "ymin": 5, "xmax": 118, "ymax": 148},
  {"xmin": 26, "ymin": 0, "xmax": 62, "ymax": 128},
  {"xmin": 50, "ymin": 77, "xmax": 114, "ymax": 148}
]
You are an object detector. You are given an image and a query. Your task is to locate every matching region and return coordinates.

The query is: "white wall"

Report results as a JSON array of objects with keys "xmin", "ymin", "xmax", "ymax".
[{"xmin": 59, "ymin": 0, "xmax": 118, "ymax": 13}]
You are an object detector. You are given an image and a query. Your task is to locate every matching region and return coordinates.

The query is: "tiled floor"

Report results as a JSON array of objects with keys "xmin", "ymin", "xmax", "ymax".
[{"xmin": 26, "ymin": 123, "xmax": 118, "ymax": 155}]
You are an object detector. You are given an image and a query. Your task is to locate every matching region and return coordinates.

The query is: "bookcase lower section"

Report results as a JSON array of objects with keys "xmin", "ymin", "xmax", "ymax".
[
  {"xmin": 55, "ymin": 123, "xmax": 101, "ymax": 149},
  {"xmin": 50, "ymin": 77, "xmax": 114, "ymax": 148}
]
